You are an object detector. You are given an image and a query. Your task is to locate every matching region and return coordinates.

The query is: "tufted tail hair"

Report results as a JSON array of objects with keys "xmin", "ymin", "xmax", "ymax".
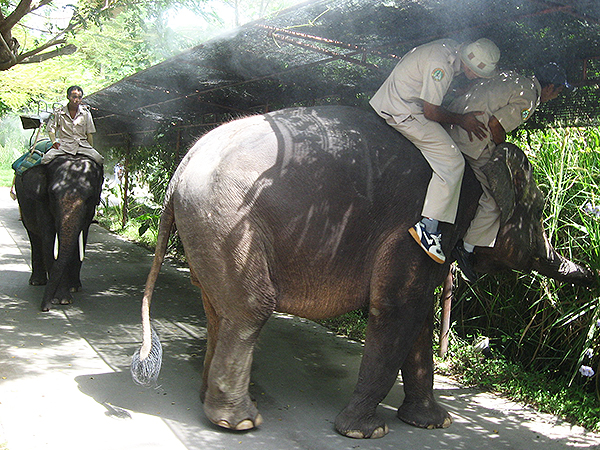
[{"xmin": 130, "ymin": 196, "xmax": 175, "ymax": 387}]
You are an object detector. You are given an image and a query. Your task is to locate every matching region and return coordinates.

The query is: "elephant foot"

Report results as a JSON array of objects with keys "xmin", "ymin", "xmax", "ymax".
[
  {"xmin": 29, "ymin": 276, "xmax": 47, "ymax": 286},
  {"xmin": 40, "ymin": 298, "xmax": 70, "ymax": 312},
  {"xmin": 335, "ymin": 407, "xmax": 389, "ymax": 439},
  {"xmin": 204, "ymin": 394, "xmax": 262, "ymax": 431},
  {"xmin": 69, "ymin": 282, "xmax": 82, "ymax": 293},
  {"xmin": 397, "ymin": 398, "xmax": 452, "ymax": 429},
  {"xmin": 51, "ymin": 291, "xmax": 73, "ymax": 306}
]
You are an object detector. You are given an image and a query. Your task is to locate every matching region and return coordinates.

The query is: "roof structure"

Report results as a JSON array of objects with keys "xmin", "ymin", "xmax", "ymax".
[{"xmin": 85, "ymin": 0, "xmax": 600, "ymax": 151}]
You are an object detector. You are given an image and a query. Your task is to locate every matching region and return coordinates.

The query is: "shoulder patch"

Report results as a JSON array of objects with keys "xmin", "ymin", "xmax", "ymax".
[{"xmin": 431, "ymin": 68, "xmax": 445, "ymax": 82}]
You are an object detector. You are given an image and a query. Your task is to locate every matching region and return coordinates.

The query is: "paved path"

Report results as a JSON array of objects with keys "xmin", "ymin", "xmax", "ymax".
[{"xmin": 1, "ymin": 186, "xmax": 599, "ymax": 450}]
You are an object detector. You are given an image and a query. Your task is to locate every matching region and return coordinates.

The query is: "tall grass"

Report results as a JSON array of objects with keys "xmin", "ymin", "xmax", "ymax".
[{"xmin": 454, "ymin": 127, "xmax": 600, "ymax": 400}]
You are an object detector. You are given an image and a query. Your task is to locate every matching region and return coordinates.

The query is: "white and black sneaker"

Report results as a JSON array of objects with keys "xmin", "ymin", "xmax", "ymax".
[{"xmin": 409, "ymin": 221, "xmax": 446, "ymax": 264}]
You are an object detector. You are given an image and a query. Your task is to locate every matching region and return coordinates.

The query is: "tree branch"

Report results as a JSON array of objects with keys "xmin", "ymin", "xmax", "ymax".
[
  {"xmin": 20, "ymin": 43, "xmax": 76, "ymax": 63},
  {"xmin": 0, "ymin": 0, "xmax": 33, "ymax": 33},
  {"xmin": 0, "ymin": 33, "xmax": 18, "ymax": 68}
]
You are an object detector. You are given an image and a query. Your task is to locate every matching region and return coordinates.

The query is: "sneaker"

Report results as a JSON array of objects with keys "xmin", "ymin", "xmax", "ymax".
[
  {"xmin": 452, "ymin": 241, "xmax": 478, "ymax": 282},
  {"xmin": 409, "ymin": 221, "xmax": 446, "ymax": 264}
]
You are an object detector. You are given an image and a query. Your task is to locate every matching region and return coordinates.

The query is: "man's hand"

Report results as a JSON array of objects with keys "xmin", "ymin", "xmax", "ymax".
[
  {"xmin": 488, "ymin": 115, "xmax": 506, "ymax": 144},
  {"xmin": 51, "ymin": 142, "xmax": 60, "ymax": 149},
  {"xmin": 422, "ymin": 102, "xmax": 487, "ymax": 141},
  {"xmin": 458, "ymin": 111, "xmax": 487, "ymax": 141}
]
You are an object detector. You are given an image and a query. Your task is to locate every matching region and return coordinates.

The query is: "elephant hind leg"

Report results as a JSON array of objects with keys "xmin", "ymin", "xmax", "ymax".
[
  {"xmin": 199, "ymin": 272, "xmax": 276, "ymax": 431},
  {"xmin": 200, "ymin": 289, "xmax": 219, "ymax": 403},
  {"xmin": 202, "ymin": 310, "xmax": 269, "ymax": 431}
]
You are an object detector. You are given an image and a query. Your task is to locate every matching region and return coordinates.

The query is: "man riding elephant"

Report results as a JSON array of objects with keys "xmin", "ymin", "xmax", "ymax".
[
  {"xmin": 446, "ymin": 62, "xmax": 572, "ymax": 281},
  {"xmin": 43, "ymin": 85, "xmax": 104, "ymax": 166},
  {"xmin": 369, "ymin": 38, "xmax": 500, "ymax": 264}
]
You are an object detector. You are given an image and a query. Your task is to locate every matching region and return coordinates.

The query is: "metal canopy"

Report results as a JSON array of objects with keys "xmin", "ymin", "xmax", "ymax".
[{"xmin": 85, "ymin": 0, "xmax": 600, "ymax": 151}]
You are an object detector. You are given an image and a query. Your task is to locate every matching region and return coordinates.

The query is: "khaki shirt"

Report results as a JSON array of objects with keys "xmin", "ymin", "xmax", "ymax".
[
  {"xmin": 48, "ymin": 104, "xmax": 96, "ymax": 154},
  {"xmin": 370, "ymin": 39, "xmax": 463, "ymax": 126},
  {"xmin": 446, "ymin": 71, "xmax": 541, "ymax": 158}
]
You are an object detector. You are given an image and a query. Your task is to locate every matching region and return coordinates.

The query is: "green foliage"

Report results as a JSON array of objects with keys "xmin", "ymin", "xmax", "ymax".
[
  {"xmin": 0, "ymin": 115, "xmax": 29, "ymax": 172},
  {"xmin": 318, "ymin": 308, "xmax": 369, "ymax": 342},
  {"xmin": 436, "ymin": 334, "xmax": 600, "ymax": 432},
  {"xmin": 1, "ymin": 0, "xmax": 308, "ymax": 113},
  {"xmin": 0, "ymin": 169, "xmax": 14, "ymax": 187}
]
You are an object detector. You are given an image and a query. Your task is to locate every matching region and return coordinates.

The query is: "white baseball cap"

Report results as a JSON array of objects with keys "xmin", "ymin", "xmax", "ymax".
[{"xmin": 460, "ymin": 38, "xmax": 500, "ymax": 78}]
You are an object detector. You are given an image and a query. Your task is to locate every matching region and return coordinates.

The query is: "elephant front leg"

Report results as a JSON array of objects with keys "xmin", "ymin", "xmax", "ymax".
[
  {"xmin": 397, "ymin": 307, "xmax": 452, "ymax": 429},
  {"xmin": 27, "ymin": 231, "xmax": 48, "ymax": 286},
  {"xmin": 335, "ymin": 294, "xmax": 431, "ymax": 438}
]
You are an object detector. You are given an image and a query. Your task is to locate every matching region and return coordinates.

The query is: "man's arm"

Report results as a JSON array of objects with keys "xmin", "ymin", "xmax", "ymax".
[
  {"xmin": 47, "ymin": 112, "xmax": 60, "ymax": 149},
  {"xmin": 48, "ymin": 130, "xmax": 59, "ymax": 148},
  {"xmin": 423, "ymin": 101, "xmax": 487, "ymax": 141},
  {"xmin": 488, "ymin": 115, "xmax": 506, "ymax": 144},
  {"xmin": 86, "ymin": 133, "xmax": 94, "ymax": 147}
]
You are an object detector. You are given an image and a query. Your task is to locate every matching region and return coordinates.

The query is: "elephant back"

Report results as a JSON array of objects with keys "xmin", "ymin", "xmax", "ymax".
[{"xmin": 262, "ymin": 106, "xmax": 432, "ymax": 213}]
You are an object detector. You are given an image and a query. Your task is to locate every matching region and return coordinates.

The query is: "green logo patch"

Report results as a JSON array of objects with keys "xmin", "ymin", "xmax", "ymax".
[{"xmin": 431, "ymin": 68, "xmax": 445, "ymax": 82}]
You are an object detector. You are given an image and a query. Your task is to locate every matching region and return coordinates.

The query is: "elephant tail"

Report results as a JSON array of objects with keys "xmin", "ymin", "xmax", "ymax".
[{"xmin": 131, "ymin": 199, "xmax": 175, "ymax": 386}]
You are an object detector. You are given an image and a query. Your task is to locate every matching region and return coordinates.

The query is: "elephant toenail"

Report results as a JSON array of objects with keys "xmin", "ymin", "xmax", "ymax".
[
  {"xmin": 345, "ymin": 430, "xmax": 365, "ymax": 439},
  {"xmin": 235, "ymin": 419, "xmax": 255, "ymax": 430},
  {"xmin": 371, "ymin": 425, "xmax": 389, "ymax": 438},
  {"xmin": 217, "ymin": 420, "xmax": 231, "ymax": 429}
]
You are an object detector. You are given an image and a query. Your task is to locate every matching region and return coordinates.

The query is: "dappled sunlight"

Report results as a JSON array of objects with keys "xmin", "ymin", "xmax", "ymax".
[
  {"xmin": 0, "ymin": 255, "xmax": 30, "ymax": 272},
  {"xmin": 2, "ymin": 185, "xmax": 600, "ymax": 449}
]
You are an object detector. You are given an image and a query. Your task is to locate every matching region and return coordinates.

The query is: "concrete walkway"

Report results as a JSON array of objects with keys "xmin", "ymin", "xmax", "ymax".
[{"xmin": 1, "ymin": 186, "xmax": 599, "ymax": 450}]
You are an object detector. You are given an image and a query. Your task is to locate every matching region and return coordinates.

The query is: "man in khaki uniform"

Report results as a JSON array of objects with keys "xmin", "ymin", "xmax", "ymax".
[
  {"xmin": 43, "ymin": 85, "xmax": 104, "ymax": 165},
  {"xmin": 446, "ymin": 62, "xmax": 571, "ymax": 281},
  {"xmin": 370, "ymin": 38, "xmax": 500, "ymax": 264}
]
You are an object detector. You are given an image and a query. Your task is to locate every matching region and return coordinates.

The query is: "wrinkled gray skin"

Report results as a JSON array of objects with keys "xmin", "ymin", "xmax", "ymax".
[
  {"xmin": 132, "ymin": 106, "xmax": 594, "ymax": 439},
  {"xmin": 15, "ymin": 155, "xmax": 103, "ymax": 311}
]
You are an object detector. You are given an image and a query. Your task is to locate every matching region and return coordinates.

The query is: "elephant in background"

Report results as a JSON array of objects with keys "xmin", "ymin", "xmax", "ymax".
[
  {"xmin": 15, "ymin": 155, "xmax": 103, "ymax": 311},
  {"xmin": 132, "ymin": 106, "xmax": 594, "ymax": 439}
]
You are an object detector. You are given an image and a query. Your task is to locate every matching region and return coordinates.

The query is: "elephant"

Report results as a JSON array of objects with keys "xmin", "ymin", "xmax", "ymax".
[
  {"xmin": 131, "ymin": 106, "xmax": 594, "ymax": 439},
  {"xmin": 15, "ymin": 154, "xmax": 104, "ymax": 311}
]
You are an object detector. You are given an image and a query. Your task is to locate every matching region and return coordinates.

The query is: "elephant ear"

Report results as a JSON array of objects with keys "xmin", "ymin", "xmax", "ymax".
[
  {"xmin": 20, "ymin": 165, "xmax": 48, "ymax": 201},
  {"xmin": 481, "ymin": 143, "xmax": 533, "ymax": 225}
]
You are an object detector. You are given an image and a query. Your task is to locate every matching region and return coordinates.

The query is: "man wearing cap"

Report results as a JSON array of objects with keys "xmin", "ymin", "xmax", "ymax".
[
  {"xmin": 370, "ymin": 38, "xmax": 501, "ymax": 264},
  {"xmin": 446, "ymin": 62, "xmax": 570, "ymax": 281}
]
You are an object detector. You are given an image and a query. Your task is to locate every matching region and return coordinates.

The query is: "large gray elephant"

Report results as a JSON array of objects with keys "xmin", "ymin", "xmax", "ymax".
[
  {"xmin": 132, "ymin": 106, "xmax": 594, "ymax": 439},
  {"xmin": 15, "ymin": 154, "xmax": 103, "ymax": 311}
]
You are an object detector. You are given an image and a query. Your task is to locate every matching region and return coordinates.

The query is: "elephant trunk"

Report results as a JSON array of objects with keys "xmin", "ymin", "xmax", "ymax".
[{"xmin": 533, "ymin": 233, "xmax": 597, "ymax": 287}]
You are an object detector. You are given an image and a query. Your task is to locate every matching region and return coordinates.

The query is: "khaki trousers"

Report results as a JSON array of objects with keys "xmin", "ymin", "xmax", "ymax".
[
  {"xmin": 463, "ymin": 143, "xmax": 501, "ymax": 247},
  {"xmin": 387, "ymin": 115, "xmax": 464, "ymax": 224},
  {"xmin": 42, "ymin": 147, "xmax": 104, "ymax": 165}
]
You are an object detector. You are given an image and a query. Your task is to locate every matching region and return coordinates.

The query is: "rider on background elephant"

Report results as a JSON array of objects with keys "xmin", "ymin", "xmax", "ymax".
[
  {"xmin": 132, "ymin": 105, "xmax": 595, "ymax": 440},
  {"xmin": 43, "ymin": 85, "xmax": 104, "ymax": 166},
  {"xmin": 447, "ymin": 62, "xmax": 572, "ymax": 281},
  {"xmin": 369, "ymin": 38, "xmax": 500, "ymax": 264}
]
